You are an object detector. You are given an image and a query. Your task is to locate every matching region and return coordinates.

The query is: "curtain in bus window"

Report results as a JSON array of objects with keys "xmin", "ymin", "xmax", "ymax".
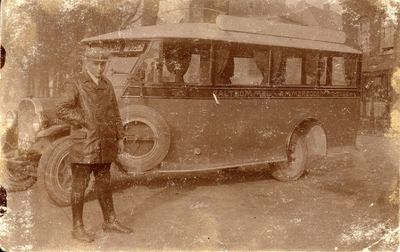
[
  {"xmin": 253, "ymin": 49, "xmax": 269, "ymax": 85},
  {"xmin": 215, "ymin": 44, "xmax": 234, "ymax": 84},
  {"xmin": 344, "ymin": 56, "xmax": 356, "ymax": 86},
  {"xmin": 271, "ymin": 49, "xmax": 286, "ymax": 85},
  {"xmin": 164, "ymin": 43, "xmax": 192, "ymax": 83}
]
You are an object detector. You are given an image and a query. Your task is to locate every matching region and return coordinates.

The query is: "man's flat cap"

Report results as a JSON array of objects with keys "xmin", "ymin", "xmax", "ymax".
[{"xmin": 85, "ymin": 46, "xmax": 110, "ymax": 62}]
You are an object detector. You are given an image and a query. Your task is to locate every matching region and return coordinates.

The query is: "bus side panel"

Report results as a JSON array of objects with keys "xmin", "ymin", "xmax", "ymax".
[
  {"xmin": 210, "ymin": 98, "xmax": 325, "ymax": 167},
  {"xmin": 210, "ymin": 99, "xmax": 287, "ymax": 166},
  {"xmin": 274, "ymin": 98, "xmax": 359, "ymax": 151},
  {"xmin": 125, "ymin": 96, "xmax": 359, "ymax": 171},
  {"xmin": 317, "ymin": 98, "xmax": 359, "ymax": 149},
  {"xmin": 209, "ymin": 97, "xmax": 359, "ymax": 167},
  {"xmin": 151, "ymin": 99, "xmax": 214, "ymax": 170}
]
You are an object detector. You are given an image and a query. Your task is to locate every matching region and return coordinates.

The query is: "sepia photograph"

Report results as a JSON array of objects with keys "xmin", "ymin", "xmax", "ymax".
[{"xmin": 0, "ymin": 0, "xmax": 399, "ymax": 251}]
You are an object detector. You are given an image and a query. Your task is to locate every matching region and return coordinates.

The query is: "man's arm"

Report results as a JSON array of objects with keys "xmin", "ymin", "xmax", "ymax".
[{"xmin": 56, "ymin": 81, "xmax": 85, "ymax": 127}]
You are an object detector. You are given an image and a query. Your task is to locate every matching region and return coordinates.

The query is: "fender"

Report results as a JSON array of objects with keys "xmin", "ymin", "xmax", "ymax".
[
  {"xmin": 36, "ymin": 124, "xmax": 70, "ymax": 139},
  {"xmin": 288, "ymin": 118, "xmax": 327, "ymax": 158}
]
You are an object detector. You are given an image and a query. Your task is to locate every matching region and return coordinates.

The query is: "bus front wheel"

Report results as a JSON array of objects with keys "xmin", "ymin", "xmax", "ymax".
[
  {"xmin": 272, "ymin": 132, "xmax": 308, "ymax": 181},
  {"xmin": 37, "ymin": 137, "xmax": 93, "ymax": 207}
]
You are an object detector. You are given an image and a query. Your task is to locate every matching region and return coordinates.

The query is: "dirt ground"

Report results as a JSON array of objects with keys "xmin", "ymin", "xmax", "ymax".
[{"xmin": 0, "ymin": 134, "xmax": 399, "ymax": 251}]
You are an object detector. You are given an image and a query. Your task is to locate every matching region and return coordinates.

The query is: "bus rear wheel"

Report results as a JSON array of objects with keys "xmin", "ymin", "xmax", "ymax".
[{"xmin": 272, "ymin": 132, "xmax": 308, "ymax": 181}]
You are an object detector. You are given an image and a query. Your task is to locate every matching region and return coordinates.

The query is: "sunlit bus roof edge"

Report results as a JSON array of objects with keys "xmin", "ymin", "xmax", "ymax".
[{"xmin": 82, "ymin": 16, "xmax": 361, "ymax": 55}]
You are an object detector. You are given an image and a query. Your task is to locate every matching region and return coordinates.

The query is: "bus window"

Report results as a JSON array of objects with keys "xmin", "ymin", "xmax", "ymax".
[
  {"xmin": 134, "ymin": 41, "xmax": 210, "ymax": 85},
  {"xmin": 269, "ymin": 50, "xmax": 303, "ymax": 86},
  {"xmin": 344, "ymin": 56, "xmax": 357, "ymax": 87},
  {"xmin": 331, "ymin": 56, "xmax": 357, "ymax": 87},
  {"xmin": 332, "ymin": 57, "xmax": 347, "ymax": 86},
  {"xmin": 230, "ymin": 58, "xmax": 263, "ymax": 85},
  {"xmin": 318, "ymin": 55, "xmax": 357, "ymax": 87},
  {"xmin": 132, "ymin": 41, "xmax": 163, "ymax": 84},
  {"xmin": 319, "ymin": 57, "xmax": 328, "ymax": 86},
  {"xmin": 284, "ymin": 56, "xmax": 302, "ymax": 85},
  {"xmin": 105, "ymin": 56, "xmax": 138, "ymax": 87},
  {"xmin": 184, "ymin": 52, "xmax": 211, "ymax": 85},
  {"xmin": 224, "ymin": 45, "xmax": 263, "ymax": 85},
  {"xmin": 161, "ymin": 42, "xmax": 211, "ymax": 85}
]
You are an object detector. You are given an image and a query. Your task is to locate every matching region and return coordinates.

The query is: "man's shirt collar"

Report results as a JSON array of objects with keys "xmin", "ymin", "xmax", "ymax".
[{"xmin": 86, "ymin": 69, "xmax": 99, "ymax": 85}]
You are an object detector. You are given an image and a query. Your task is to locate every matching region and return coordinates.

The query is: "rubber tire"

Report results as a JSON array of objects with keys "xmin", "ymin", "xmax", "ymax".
[
  {"xmin": 0, "ymin": 166, "xmax": 37, "ymax": 192},
  {"xmin": 118, "ymin": 105, "xmax": 171, "ymax": 172},
  {"xmin": 0, "ymin": 117, "xmax": 37, "ymax": 191},
  {"xmin": 37, "ymin": 137, "xmax": 94, "ymax": 207},
  {"xmin": 1, "ymin": 126, "xmax": 18, "ymax": 153},
  {"xmin": 272, "ymin": 132, "xmax": 308, "ymax": 182}
]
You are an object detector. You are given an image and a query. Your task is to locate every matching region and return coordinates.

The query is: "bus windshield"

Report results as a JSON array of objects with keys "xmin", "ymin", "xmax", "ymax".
[{"xmin": 105, "ymin": 56, "xmax": 139, "ymax": 87}]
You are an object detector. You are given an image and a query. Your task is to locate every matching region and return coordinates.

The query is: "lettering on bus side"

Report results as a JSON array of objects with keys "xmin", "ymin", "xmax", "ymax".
[
  {"xmin": 213, "ymin": 90, "xmax": 272, "ymax": 98},
  {"xmin": 212, "ymin": 89, "xmax": 358, "ymax": 99},
  {"xmin": 122, "ymin": 86, "xmax": 358, "ymax": 99}
]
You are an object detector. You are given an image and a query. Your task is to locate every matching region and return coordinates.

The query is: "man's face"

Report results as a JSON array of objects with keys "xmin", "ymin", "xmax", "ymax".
[{"xmin": 86, "ymin": 60, "xmax": 107, "ymax": 78}]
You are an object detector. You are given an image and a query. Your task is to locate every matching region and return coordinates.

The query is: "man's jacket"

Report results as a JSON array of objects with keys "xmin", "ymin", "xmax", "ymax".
[{"xmin": 56, "ymin": 72, "xmax": 124, "ymax": 164}]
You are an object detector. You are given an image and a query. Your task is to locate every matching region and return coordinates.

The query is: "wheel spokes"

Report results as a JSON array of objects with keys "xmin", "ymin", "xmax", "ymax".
[
  {"xmin": 7, "ymin": 168, "xmax": 25, "ymax": 181},
  {"xmin": 124, "ymin": 120, "xmax": 156, "ymax": 157}
]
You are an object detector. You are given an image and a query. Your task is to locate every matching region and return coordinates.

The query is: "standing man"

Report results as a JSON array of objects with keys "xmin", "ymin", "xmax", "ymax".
[{"xmin": 56, "ymin": 46, "xmax": 132, "ymax": 243}]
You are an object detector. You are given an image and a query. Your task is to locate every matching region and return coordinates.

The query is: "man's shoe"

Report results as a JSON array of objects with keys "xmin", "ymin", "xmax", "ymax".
[
  {"xmin": 102, "ymin": 220, "xmax": 133, "ymax": 233},
  {"xmin": 71, "ymin": 226, "xmax": 94, "ymax": 243}
]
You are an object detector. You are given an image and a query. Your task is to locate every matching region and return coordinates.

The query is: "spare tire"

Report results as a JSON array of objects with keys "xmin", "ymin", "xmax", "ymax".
[{"xmin": 118, "ymin": 105, "xmax": 171, "ymax": 172}]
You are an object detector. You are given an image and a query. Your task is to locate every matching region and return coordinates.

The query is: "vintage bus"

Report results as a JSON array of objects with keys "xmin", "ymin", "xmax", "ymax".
[{"xmin": 1, "ymin": 15, "xmax": 362, "ymax": 206}]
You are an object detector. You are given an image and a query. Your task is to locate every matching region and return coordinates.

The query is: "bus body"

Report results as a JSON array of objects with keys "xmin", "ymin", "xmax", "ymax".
[{"xmin": 82, "ymin": 15, "xmax": 361, "ymax": 173}]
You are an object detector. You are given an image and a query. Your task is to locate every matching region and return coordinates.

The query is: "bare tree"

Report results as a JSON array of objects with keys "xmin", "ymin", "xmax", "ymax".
[
  {"xmin": 142, "ymin": 0, "xmax": 160, "ymax": 26},
  {"xmin": 1, "ymin": 0, "xmax": 143, "ymax": 106}
]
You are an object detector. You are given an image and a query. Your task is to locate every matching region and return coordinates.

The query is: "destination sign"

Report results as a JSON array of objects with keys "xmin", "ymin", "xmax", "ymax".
[
  {"xmin": 103, "ymin": 43, "xmax": 121, "ymax": 53},
  {"xmin": 123, "ymin": 42, "xmax": 145, "ymax": 52}
]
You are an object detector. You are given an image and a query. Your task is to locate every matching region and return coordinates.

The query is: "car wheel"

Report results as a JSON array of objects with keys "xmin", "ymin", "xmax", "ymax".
[{"xmin": 0, "ymin": 165, "xmax": 37, "ymax": 192}]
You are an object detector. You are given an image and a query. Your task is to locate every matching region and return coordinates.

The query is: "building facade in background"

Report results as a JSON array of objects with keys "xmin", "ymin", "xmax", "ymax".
[{"xmin": 341, "ymin": 0, "xmax": 396, "ymax": 132}]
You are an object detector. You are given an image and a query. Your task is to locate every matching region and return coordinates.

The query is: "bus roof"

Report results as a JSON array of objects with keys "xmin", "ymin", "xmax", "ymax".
[{"xmin": 82, "ymin": 16, "xmax": 361, "ymax": 55}]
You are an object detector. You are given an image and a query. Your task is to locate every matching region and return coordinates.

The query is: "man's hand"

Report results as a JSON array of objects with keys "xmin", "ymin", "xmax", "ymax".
[
  {"xmin": 83, "ymin": 118, "xmax": 96, "ymax": 131},
  {"xmin": 118, "ymin": 139, "xmax": 124, "ymax": 154}
]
